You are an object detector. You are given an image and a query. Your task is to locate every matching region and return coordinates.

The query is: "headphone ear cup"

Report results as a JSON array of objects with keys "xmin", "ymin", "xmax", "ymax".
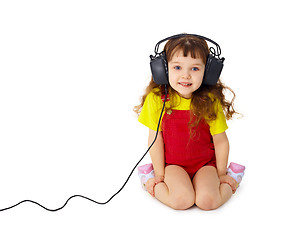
[
  {"xmin": 150, "ymin": 52, "xmax": 169, "ymax": 85},
  {"xmin": 203, "ymin": 54, "xmax": 224, "ymax": 86}
]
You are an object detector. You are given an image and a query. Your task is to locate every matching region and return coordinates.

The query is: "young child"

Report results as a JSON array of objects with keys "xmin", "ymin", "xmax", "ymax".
[{"xmin": 134, "ymin": 34, "xmax": 244, "ymax": 210}]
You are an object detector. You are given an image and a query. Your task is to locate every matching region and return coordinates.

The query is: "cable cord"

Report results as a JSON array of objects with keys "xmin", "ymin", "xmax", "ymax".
[{"xmin": 0, "ymin": 85, "xmax": 168, "ymax": 212}]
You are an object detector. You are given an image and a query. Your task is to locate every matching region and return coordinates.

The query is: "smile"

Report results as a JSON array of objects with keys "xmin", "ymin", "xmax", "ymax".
[{"xmin": 179, "ymin": 82, "xmax": 192, "ymax": 87}]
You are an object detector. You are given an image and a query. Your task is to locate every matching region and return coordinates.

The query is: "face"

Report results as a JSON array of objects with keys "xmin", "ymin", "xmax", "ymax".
[{"xmin": 168, "ymin": 50, "xmax": 205, "ymax": 99}]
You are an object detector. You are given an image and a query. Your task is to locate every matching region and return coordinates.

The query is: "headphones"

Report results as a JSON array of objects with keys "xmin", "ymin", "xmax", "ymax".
[{"xmin": 149, "ymin": 33, "xmax": 225, "ymax": 86}]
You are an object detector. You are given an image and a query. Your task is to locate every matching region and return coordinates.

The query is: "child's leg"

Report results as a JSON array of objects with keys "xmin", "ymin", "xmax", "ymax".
[
  {"xmin": 192, "ymin": 166, "xmax": 233, "ymax": 211},
  {"xmin": 154, "ymin": 165, "xmax": 195, "ymax": 210}
]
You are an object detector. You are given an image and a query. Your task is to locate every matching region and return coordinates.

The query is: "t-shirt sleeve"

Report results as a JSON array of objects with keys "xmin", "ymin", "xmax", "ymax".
[
  {"xmin": 208, "ymin": 100, "xmax": 228, "ymax": 136},
  {"xmin": 138, "ymin": 91, "xmax": 164, "ymax": 131}
]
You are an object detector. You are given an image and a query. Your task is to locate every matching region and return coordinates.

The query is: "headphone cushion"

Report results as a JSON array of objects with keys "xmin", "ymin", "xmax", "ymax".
[
  {"xmin": 150, "ymin": 54, "xmax": 169, "ymax": 85},
  {"xmin": 203, "ymin": 54, "xmax": 224, "ymax": 85}
]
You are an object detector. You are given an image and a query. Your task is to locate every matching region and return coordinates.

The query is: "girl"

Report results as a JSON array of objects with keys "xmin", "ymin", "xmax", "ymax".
[{"xmin": 134, "ymin": 34, "xmax": 244, "ymax": 210}]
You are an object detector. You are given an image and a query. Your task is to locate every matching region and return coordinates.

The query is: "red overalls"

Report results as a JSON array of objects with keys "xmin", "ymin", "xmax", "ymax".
[{"xmin": 162, "ymin": 109, "xmax": 216, "ymax": 179}]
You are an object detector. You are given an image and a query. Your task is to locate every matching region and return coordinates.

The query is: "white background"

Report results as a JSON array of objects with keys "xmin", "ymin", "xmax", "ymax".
[{"xmin": 0, "ymin": 0, "xmax": 280, "ymax": 239}]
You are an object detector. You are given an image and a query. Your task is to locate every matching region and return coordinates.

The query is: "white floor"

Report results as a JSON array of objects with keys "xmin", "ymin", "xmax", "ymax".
[{"xmin": 0, "ymin": 162, "xmax": 278, "ymax": 240}]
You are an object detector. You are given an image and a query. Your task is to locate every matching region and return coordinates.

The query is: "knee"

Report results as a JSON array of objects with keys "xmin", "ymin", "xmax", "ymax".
[
  {"xmin": 170, "ymin": 193, "xmax": 195, "ymax": 210},
  {"xmin": 195, "ymin": 193, "xmax": 221, "ymax": 211}
]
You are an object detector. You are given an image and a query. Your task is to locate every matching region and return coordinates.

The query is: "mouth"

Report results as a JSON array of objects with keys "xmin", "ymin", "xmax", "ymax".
[{"xmin": 178, "ymin": 82, "xmax": 192, "ymax": 88}]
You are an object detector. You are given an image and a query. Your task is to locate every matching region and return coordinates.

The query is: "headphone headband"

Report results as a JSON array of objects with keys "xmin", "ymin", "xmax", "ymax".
[{"xmin": 153, "ymin": 33, "xmax": 223, "ymax": 60}]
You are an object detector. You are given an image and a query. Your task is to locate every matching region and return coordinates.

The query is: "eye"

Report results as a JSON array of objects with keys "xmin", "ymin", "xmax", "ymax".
[
  {"xmin": 174, "ymin": 66, "xmax": 181, "ymax": 70},
  {"xmin": 192, "ymin": 67, "xmax": 199, "ymax": 71}
]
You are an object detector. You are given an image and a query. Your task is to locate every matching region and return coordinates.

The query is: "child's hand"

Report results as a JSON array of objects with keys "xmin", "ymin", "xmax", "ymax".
[
  {"xmin": 219, "ymin": 175, "xmax": 238, "ymax": 194},
  {"xmin": 146, "ymin": 176, "xmax": 164, "ymax": 197}
]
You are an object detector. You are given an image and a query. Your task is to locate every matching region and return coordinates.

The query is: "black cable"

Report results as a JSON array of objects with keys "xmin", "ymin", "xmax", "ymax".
[{"xmin": 0, "ymin": 85, "xmax": 168, "ymax": 212}]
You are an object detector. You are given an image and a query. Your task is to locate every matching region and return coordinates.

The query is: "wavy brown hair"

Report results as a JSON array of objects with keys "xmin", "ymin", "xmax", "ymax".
[{"xmin": 134, "ymin": 35, "xmax": 239, "ymax": 128}]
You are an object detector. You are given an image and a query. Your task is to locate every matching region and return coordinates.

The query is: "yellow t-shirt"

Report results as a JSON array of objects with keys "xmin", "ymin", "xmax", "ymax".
[{"xmin": 138, "ymin": 89, "xmax": 228, "ymax": 135}]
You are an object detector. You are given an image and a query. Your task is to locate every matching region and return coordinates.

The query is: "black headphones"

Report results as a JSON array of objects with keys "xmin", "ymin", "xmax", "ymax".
[{"xmin": 149, "ymin": 33, "xmax": 225, "ymax": 86}]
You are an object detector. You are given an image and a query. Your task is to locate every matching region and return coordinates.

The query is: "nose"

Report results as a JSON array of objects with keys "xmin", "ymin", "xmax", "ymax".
[{"xmin": 181, "ymin": 70, "xmax": 191, "ymax": 80}]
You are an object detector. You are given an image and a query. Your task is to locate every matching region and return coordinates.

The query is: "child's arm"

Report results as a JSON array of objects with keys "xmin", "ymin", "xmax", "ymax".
[
  {"xmin": 148, "ymin": 128, "xmax": 165, "ymax": 178},
  {"xmin": 145, "ymin": 129, "xmax": 165, "ymax": 197},
  {"xmin": 213, "ymin": 132, "xmax": 237, "ymax": 192},
  {"xmin": 212, "ymin": 131, "xmax": 229, "ymax": 176}
]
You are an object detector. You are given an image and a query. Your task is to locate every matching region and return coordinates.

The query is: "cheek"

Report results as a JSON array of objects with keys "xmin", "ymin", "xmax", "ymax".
[
  {"xmin": 195, "ymin": 72, "xmax": 204, "ymax": 83},
  {"xmin": 169, "ymin": 69, "xmax": 181, "ymax": 79},
  {"xmin": 168, "ymin": 77, "xmax": 177, "ymax": 87},
  {"xmin": 168, "ymin": 72, "xmax": 176, "ymax": 83}
]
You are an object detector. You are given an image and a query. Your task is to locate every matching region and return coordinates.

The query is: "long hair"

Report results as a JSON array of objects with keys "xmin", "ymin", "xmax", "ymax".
[{"xmin": 134, "ymin": 35, "xmax": 239, "ymax": 127}]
